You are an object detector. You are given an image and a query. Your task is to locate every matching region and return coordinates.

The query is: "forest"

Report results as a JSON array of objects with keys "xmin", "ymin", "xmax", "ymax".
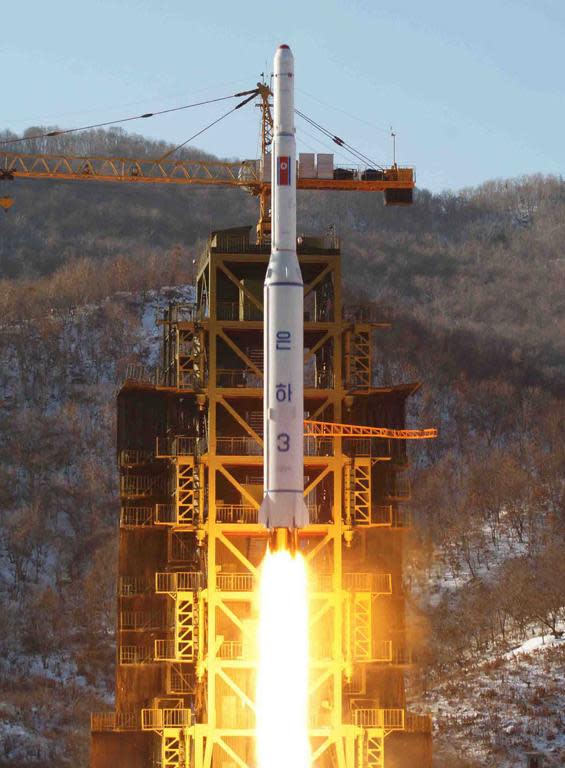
[{"xmin": 0, "ymin": 127, "xmax": 563, "ymax": 767}]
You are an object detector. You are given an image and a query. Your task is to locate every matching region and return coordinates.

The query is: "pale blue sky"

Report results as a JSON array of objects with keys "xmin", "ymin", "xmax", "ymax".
[{"xmin": 2, "ymin": 0, "xmax": 563, "ymax": 192}]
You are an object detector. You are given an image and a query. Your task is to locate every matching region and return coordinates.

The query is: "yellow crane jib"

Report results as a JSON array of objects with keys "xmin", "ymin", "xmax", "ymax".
[{"xmin": 303, "ymin": 420, "xmax": 437, "ymax": 440}]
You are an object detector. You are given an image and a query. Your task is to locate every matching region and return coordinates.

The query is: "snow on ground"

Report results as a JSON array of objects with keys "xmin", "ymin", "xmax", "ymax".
[
  {"xmin": 418, "ymin": 523, "xmax": 530, "ymax": 607},
  {"xmin": 0, "ymin": 286, "xmax": 193, "ymax": 765},
  {"xmin": 136, "ymin": 284, "xmax": 196, "ymax": 366},
  {"xmin": 505, "ymin": 629, "xmax": 565, "ymax": 659},
  {"xmin": 420, "ymin": 639, "xmax": 565, "ymax": 767}
]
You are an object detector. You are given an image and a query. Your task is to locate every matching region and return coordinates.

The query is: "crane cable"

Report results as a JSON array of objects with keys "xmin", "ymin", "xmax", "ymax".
[
  {"xmin": 295, "ymin": 108, "xmax": 381, "ymax": 168},
  {"xmin": 157, "ymin": 89, "xmax": 259, "ymax": 162},
  {"xmin": 295, "ymin": 108, "xmax": 384, "ymax": 170},
  {"xmin": 0, "ymin": 89, "xmax": 258, "ymax": 147}
]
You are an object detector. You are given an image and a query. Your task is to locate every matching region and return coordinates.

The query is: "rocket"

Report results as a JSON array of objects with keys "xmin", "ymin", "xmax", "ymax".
[{"xmin": 259, "ymin": 45, "xmax": 309, "ymax": 533}]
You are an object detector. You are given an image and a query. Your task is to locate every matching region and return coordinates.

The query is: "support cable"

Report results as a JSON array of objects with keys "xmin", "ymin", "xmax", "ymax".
[
  {"xmin": 295, "ymin": 108, "xmax": 384, "ymax": 170},
  {"xmin": 157, "ymin": 90, "xmax": 259, "ymax": 162},
  {"xmin": 0, "ymin": 90, "xmax": 258, "ymax": 147}
]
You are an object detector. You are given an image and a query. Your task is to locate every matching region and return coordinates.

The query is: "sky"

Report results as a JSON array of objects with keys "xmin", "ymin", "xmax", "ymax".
[{"xmin": 2, "ymin": 0, "xmax": 563, "ymax": 192}]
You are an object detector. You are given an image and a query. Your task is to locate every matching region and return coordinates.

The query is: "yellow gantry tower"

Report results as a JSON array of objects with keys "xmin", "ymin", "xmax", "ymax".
[{"xmin": 90, "ymin": 226, "xmax": 432, "ymax": 768}]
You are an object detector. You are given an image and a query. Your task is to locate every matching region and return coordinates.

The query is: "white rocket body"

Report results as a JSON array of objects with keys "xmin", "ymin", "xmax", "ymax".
[{"xmin": 259, "ymin": 45, "xmax": 309, "ymax": 530}]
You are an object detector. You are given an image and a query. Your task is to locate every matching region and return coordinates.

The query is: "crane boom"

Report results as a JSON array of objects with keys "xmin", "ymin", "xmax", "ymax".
[
  {"xmin": 0, "ymin": 85, "xmax": 415, "ymax": 236},
  {"xmin": 0, "ymin": 150, "xmax": 414, "ymax": 192},
  {"xmin": 304, "ymin": 420, "xmax": 437, "ymax": 440}
]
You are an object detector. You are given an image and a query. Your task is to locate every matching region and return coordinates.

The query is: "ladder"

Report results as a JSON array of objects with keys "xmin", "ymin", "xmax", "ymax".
[
  {"xmin": 175, "ymin": 592, "xmax": 197, "ymax": 662},
  {"xmin": 345, "ymin": 459, "xmax": 371, "ymax": 525},
  {"xmin": 346, "ymin": 327, "xmax": 371, "ymax": 390}
]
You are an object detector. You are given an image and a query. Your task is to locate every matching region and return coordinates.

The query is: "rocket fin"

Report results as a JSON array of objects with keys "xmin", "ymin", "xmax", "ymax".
[{"xmin": 259, "ymin": 493, "xmax": 309, "ymax": 530}]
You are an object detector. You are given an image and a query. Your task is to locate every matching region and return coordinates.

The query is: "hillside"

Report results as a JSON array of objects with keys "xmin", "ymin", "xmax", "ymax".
[{"xmin": 0, "ymin": 127, "xmax": 563, "ymax": 767}]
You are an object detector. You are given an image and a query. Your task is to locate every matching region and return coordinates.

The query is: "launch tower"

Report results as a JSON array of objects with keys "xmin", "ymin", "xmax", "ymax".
[{"xmin": 90, "ymin": 225, "xmax": 433, "ymax": 768}]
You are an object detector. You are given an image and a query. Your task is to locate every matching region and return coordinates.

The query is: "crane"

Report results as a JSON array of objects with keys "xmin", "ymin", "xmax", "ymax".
[
  {"xmin": 0, "ymin": 79, "xmax": 432, "ymax": 441},
  {"xmin": 0, "ymin": 83, "xmax": 414, "ymax": 240}
]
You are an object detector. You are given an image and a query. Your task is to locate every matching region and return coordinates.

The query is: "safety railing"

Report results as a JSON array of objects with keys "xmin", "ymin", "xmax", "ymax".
[
  {"xmin": 124, "ymin": 363, "xmax": 156, "ymax": 385},
  {"xmin": 168, "ymin": 665, "xmax": 196, "ymax": 694},
  {"xmin": 91, "ymin": 711, "xmax": 139, "ymax": 732},
  {"xmin": 156, "ymin": 436, "xmax": 197, "ymax": 458},
  {"xmin": 120, "ymin": 505, "xmax": 154, "ymax": 526},
  {"xmin": 304, "ymin": 437, "xmax": 334, "ymax": 456},
  {"xmin": 119, "ymin": 611, "xmax": 164, "ymax": 631},
  {"xmin": 310, "ymin": 571, "xmax": 334, "ymax": 592},
  {"xmin": 211, "ymin": 233, "xmax": 260, "ymax": 254},
  {"xmin": 155, "ymin": 504, "xmax": 177, "ymax": 524},
  {"xmin": 119, "ymin": 576, "xmax": 152, "ymax": 597},
  {"xmin": 311, "ymin": 639, "xmax": 334, "ymax": 660},
  {"xmin": 119, "ymin": 645, "xmax": 153, "ymax": 665},
  {"xmin": 307, "ymin": 503, "xmax": 327, "ymax": 523},
  {"xmin": 390, "ymin": 645, "xmax": 413, "ymax": 665},
  {"xmin": 215, "ymin": 501, "xmax": 324, "ymax": 524},
  {"xmin": 370, "ymin": 505, "xmax": 411, "ymax": 528},
  {"xmin": 393, "ymin": 507, "xmax": 412, "ymax": 528},
  {"xmin": 304, "ymin": 370, "xmax": 335, "ymax": 389},
  {"xmin": 405, "ymin": 713, "xmax": 433, "ymax": 733},
  {"xmin": 343, "ymin": 305, "xmax": 389, "ymax": 324},
  {"xmin": 216, "ymin": 368, "xmax": 262, "ymax": 387},
  {"xmin": 119, "ymin": 448, "xmax": 154, "ymax": 466},
  {"xmin": 343, "ymin": 572, "xmax": 392, "ymax": 594},
  {"xmin": 383, "ymin": 473, "xmax": 411, "ymax": 500},
  {"xmin": 169, "ymin": 532, "xmax": 195, "ymax": 562},
  {"xmin": 373, "ymin": 640, "xmax": 393, "ymax": 662},
  {"xmin": 342, "ymin": 437, "xmax": 394, "ymax": 459},
  {"xmin": 154, "ymin": 639, "xmax": 177, "ymax": 662},
  {"xmin": 216, "ymin": 300, "xmax": 239, "ymax": 321},
  {"xmin": 216, "ymin": 300, "xmax": 263, "ymax": 321},
  {"xmin": 303, "ymin": 305, "xmax": 335, "ymax": 323},
  {"xmin": 210, "ymin": 437, "xmax": 348, "ymax": 457},
  {"xmin": 155, "ymin": 571, "xmax": 202, "ymax": 594},
  {"xmin": 213, "ymin": 436, "xmax": 335, "ymax": 456},
  {"xmin": 176, "ymin": 371, "xmax": 202, "ymax": 391},
  {"xmin": 342, "ymin": 438, "xmax": 371, "ymax": 457},
  {"xmin": 120, "ymin": 474, "xmax": 167, "ymax": 498},
  {"xmin": 370, "ymin": 505, "xmax": 394, "ymax": 526},
  {"xmin": 353, "ymin": 708, "xmax": 405, "ymax": 730},
  {"xmin": 216, "ymin": 572, "xmax": 254, "ymax": 592},
  {"xmin": 216, "ymin": 504, "xmax": 258, "ymax": 524},
  {"xmin": 216, "ymin": 436, "xmax": 262, "ymax": 455},
  {"xmin": 141, "ymin": 708, "xmax": 192, "ymax": 731},
  {"xmin": 218, "ymin": 640, "xmax": 245, "ymax": 659},
  {"xmin": 161, "ymin": 303, "xmax": 199, "ymax": 324}
]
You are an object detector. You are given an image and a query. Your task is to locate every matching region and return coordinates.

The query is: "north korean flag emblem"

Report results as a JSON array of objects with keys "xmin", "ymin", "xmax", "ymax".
[{"xmin": 277, "ymin": 155, "xmax": 291, "ymax": 186}]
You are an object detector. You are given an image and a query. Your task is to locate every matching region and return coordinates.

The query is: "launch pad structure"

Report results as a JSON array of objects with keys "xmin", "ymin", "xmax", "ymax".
[{"xmin": 90, "ymin": 225, "xmax": 433, "ymax": 768}]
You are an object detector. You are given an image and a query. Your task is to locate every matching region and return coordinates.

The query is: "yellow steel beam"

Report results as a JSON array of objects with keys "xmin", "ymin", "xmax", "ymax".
[
  {"xmin": 216, "ymin": 465, "xmax": 260, "ymax": 510},
  {"xmin": 309, "ymin": 397, "xmax": 333, "ymax": 421},
  {"xmin": 217, "ymin": 261, "xmax": 263, "ymax": 312},
  {"xmin": 217, "ymin": 668, "xmax": 256, "ymax": 712},
  {"xmin": 216, "ymin": 530, "xmax": 258, "ymax": 577},
  {"xmin": 304, "ymin": 329, "xmax": 333, "ymax": 363},
  {"xmin": 304, "ymin": 465, "xmax": 333, "ymax": 498},
  {"xmin": 217, "ymin": 396, "xmax": 263, "ymax": 447},
  {"xmin": 304, "ymin": 262, "xmax": 334, "ymax": 298},
  {"xmin": 217, "ymin": 330, "xmax": 262, "ymax": 378},
  {"xmin": 1, "ymin": 150, "xmax": 415, "ymax": 191},
  {"xmin": 304, "ymin": 419, "xmax": 437, "ymax": 440}
]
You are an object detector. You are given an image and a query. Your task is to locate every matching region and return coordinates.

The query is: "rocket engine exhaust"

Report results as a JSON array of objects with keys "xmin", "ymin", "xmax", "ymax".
[{"xmin": 259, "ymin": 44, "xmax": 309, "ymax": 533}]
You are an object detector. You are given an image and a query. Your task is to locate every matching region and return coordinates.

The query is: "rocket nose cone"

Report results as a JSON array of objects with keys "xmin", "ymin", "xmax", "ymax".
[{"xmin": 274, "ymin": 44, "xmax": 294, "ymax": 72}]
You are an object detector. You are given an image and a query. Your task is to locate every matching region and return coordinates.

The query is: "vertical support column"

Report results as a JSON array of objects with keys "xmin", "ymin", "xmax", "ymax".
[
  {"xmin": 331, "ymin": 522, "xmax": 343, "ymax": 741},
  {"xmin": 206, "ymin": 507, "xmax": 216, "ymax": 758},
  {"xmin": 208, "ymin": 258, "xmax": 217, "ymax": 456},
  {"xmin": 162, "ymin": 728, "xmax": 183, "ymax": 768}
]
